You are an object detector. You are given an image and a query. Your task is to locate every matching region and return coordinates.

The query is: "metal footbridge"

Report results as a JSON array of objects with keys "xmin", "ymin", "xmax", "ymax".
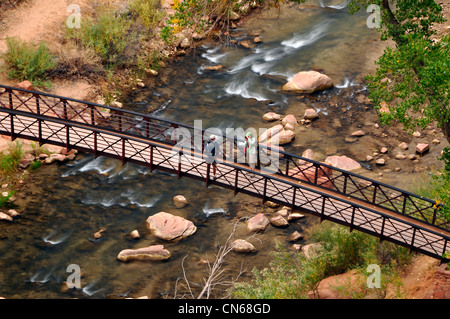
[{"xmin": 0, "ymin": 84, "xmax": 448, "ymax": 262}]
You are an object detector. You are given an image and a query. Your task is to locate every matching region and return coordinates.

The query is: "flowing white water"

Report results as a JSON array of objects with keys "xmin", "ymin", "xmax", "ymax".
[
  {"xmin": 281, "ymin": 20, "xmax": 330, "ymax": 49},
  {"xmin": 42, "ymin": 230, "xmax": 72, "ymax": 245},
  {"xmin": 319, "ymin": 0, "xmax": 351, "ymax": 10}
]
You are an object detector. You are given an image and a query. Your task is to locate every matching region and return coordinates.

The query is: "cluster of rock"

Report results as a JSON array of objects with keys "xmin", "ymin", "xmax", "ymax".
[
  {"xmin": 0, "ymin": 209, "xmax": 20, "ymax": 222},
  {"xmin": 116, "ymin": 195, "xmax": 195, "ymax": 262},
  {"xmin": 352, "ymin": 128, "xmax": 438, "ymax": 172},
  {"xmin": 260, "ymin": 108, "xmax": 319, "ymax": 150},
  {"xmin": 231, "ymin": 205, "xmax": 306, "ymax": 254},
  {"xmin": 22, "ymin": 148, "xmax": 78, "ymax": 168},
  {"xmin": 116, "ymin": 194, "xmax": 310, "ymax": 260},
  {"xmin": 0, "ymin": 140, "xmax": 79, "ymax": 224}
]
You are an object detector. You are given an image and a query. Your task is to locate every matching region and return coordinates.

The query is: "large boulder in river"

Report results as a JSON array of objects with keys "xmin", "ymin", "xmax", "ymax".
[
  {"xmin": 247, "ymin": 213, "xmax": 270, "ymax": 232},
  {"xmin": 325, "ymin": 155, "xmax": 361, "ymax": 171},
  {"xmin": 117, "ymin": 245, "xmax": 171, "ymax": 262},
  {"xmin": 282, "ymin": 71, "xmax": 334, "ymax": 93},
  {"xmin": 259, "ymin": 124, "xmax": 295, "ymax": 145},
  {"xmin": 146, "ymin": 212, "xmax": 197, "ymax": 241}
]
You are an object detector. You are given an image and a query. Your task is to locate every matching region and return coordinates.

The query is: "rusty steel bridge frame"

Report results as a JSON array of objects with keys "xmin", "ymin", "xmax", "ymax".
[{"xmin": 0, "ymin": 84, "xmax": 448, "ymax": 262}]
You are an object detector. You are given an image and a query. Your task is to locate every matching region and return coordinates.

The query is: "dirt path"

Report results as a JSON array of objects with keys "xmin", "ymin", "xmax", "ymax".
[
  {"xmin": 0, "ymin": 0, "xmax": 93, "ymax": 101},
  {"xmin": 0, "ymin": 0, "xmax": 69, "ymax": 53}
]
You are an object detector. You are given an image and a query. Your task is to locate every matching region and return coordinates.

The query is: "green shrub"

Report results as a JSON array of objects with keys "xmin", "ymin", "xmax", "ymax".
[
  {"xmin": 414, "ymin": 147, "xmax": 450, "ymax": 224},
  {"xmin": 129, "ymin": 0, "xmax": 165, "ymax": 33},
  {"xmin": 0, "ymin": 190, "xmax": 16, "ymax": 209},
  {"xmin": 0, "ymin": 141, "xmax": 23, "ymax": 175},
  {"xmin": 231, "ymin": 222, "xmax": 412, "ymax": 299},
  {"xmin": 2, "ymin": 37, "xmax": 56, "ymax": 87},
  {"xmin": 433, "ymin": 147, "xmax": 450, "ymax": 222},
  {"xmin": 30, "ymin": 160, "xmax": 42, "ymax": 170}
]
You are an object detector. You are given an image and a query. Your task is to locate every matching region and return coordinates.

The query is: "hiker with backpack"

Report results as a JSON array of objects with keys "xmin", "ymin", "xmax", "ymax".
[{"xmin": 244, "ymin": 131, "xmax": 257, "ymax": 171}]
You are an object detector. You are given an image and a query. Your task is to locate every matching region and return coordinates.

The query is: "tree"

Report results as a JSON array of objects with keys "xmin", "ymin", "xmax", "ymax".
[{"xmin": 348, "ymin": 0, "xmax": 450, "ymax": 143}]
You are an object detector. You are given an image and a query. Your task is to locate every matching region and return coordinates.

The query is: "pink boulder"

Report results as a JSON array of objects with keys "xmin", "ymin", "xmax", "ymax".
[
  {"xmin": 146, "ymin": 212, "xmax": 197, "ymax": 241},
  {"xmin": 325, "ymin": 155, "xmax": 362, "ymax": 171},
  {"xmin": 247, "ymin": 213, "xmax": 270, "ymax": 232},
  {"xmin": 282, "ymin": 71, "xmax": 334, "ymax": 93}
]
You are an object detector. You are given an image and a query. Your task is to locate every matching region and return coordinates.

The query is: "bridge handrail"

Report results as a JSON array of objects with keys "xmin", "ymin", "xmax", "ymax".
[
  {"xmin": 0, "ymin": 84, "xmax": 446, "ymax": 228},
  {"xmin": 2, "ymin": 106, "xmax": 449, "ymax": 244},
  {"xmin": 1, "ymin": 105, "xmax": 448, "ymax": 261}
]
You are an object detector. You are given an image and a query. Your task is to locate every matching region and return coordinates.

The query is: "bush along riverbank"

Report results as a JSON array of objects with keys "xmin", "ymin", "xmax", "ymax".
[{"xmin": 0, "ymin": 0, "xmax": 265, "ymax": 104}]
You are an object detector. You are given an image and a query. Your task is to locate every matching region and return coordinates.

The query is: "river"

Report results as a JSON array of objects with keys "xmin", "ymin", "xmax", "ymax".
[{"xmin": 0, "ymin": 0, "xmax": 446, "ymax": 299}]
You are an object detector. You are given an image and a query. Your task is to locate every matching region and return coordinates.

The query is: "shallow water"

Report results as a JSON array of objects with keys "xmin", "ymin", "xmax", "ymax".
[{"xmin": 0, "ymin": 1, "xmax": 446, "ymax": 299}]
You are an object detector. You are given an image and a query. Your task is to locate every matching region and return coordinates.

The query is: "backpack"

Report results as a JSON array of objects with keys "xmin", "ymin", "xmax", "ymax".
[{"xmin": 207, "ymin": 141, "xmax": 216, "ymax": 157}]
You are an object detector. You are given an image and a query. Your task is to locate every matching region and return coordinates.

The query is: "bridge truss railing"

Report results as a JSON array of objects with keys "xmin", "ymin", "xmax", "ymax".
[
  {"xmin": 0, "ymin": 84, "xmax": 447, "ymax": 231},
  {"xmin": 0, "ymin": 105, "xmax": 448, "ymax": 261}
]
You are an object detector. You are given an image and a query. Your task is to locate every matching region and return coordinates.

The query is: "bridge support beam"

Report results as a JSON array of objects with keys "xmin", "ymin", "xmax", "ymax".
[
  {"xmin": 206, "ymin": 163, "xmax": 211, "ymax": 187},
  {"xmin": 380, "ymin": 216, "xmax": 386, "ymax": 243},
  {"xmin": 178, "ymin": 151, "xmax": 182, "ymax": 179},
  {"xmin": 149, "ymin": 145, "xmax": 154, "ymax": 172},
  {"xmin": 349, "ymin": 206, "xmax": 356, "ymax": 232},
  {"xmin": 262, "ymin": 177, "xmax": 268, "ymax": 204},
  {"xmin": 320, "ymin": 196, "xmax": 327, "ymax": 222}
]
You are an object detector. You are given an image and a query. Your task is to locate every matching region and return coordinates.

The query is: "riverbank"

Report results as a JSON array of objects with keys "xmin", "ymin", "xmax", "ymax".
[{"xmin": 0, "ymin": 0, "xmax": 263, "ymax": 103}]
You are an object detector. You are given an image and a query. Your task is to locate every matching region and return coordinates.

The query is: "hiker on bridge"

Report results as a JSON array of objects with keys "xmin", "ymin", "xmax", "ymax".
[
  {"xmin": 244, "ymin": 131, "xmax": 257, "ymax": 172},
  {"xmin": 204, "ymin": 134, "xmax": 221, "ymax": 177}
]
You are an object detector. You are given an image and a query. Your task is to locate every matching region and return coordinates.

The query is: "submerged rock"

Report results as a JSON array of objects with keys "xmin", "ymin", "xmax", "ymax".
[
  {"xmin": 204, "ymin": 65, "xmax": 224, "ymax": 71},
  {"xmin": 231, "ymin": 239, "xmax": 256, "ymax": 253},
  {"xmin": 93, "ymin": 228, "xmax": 106, "ymax": 239}
]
